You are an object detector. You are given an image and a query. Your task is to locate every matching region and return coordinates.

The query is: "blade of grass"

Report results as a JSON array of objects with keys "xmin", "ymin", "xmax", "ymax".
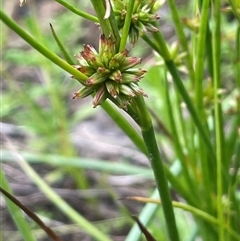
[
  {"xmin": 2, "ymin": 149, "xmax": 193, "ymax": 201},
  {"xmin": 212, "ymin": 1, "xmax": 224, "ymax": 240},
  {"xmin": 50, "ymin": 23, "xmax": 75, "ymax": 65},
  {"xmin": 152, "ymin": 30, "xmax": 215, "ymax": 160},
  {"xmin": 164, "ymin": 70, "xmax": 199, "ymax": 204},
  {"xmin": 236, "ymin": 26, "xmax": 240, "ymax": 89},
  {"xmin": 194, "ymin": 0, "xmax": 214, "ymax": 211},
  {"xmin": 1, "ymin": 150, "xmax": 152, "ymax": 177},
  {"xmin": 167, "ymin": 0, "xmax": 195, "ymax": 85}
]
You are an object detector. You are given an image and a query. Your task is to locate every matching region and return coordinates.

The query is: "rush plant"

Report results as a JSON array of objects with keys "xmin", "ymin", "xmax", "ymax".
[{"xmin": 1, "ymin": 0, "xmax": 240, "ymax": 241}]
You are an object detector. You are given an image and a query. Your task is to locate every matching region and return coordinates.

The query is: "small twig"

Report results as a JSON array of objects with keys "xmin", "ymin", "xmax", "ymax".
[
  {"xmin": 0, "ymin": 187, "xmax": 63, "ymax": 241},
  {"xmin": 131, "ymin": 216, "xmax": 157, "ymax": 241}
]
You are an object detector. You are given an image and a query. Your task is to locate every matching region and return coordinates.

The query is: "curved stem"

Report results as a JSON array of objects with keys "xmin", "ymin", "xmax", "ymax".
[{"xmin": 54, "ymin": 0, "xmax": 99, "ymax": 22}]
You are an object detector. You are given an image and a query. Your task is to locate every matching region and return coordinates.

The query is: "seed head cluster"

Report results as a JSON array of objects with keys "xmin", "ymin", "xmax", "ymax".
[
  {"xmin": 72, "ymin": 35, "xmax": 147, "ymax": 109},
  {"xmin": 112, "ymin": 0, "xmax": 160, "ymax": 44}
]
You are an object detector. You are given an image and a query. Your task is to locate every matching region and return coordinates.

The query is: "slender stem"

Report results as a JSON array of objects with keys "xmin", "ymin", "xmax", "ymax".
[
  {"xmin": 164, "ymin": 74, "xmax": 199, "ymax": 202},
  {"xmin": 50, "ymin": 23, "xmax": 75, "ymax": 65},
  {"xmin": 195, "ymin": 0, "xmax": 209, "ymax": 113},
  {"xmin": 195, "ymin": 0, "xmax": 213, "ymax": 211},
  {"xmin": 236, "ymin": 26, "xmax": 240, "ymax": 89},
  {"xmin": 212, "ymin": 1, "xmax": 224, "ymax": 240},
  {"xmin": 141, "ymin": 34, "xmax": 159, "ymax": 53},
  {"xmin": 54, "ymin": 0, "xmax": 99, "ymax": 22},
  {"xmin": 119, "ymin": 0, "xmax": 135, "ymax": 51},
  {"xmin": 167, "ymin": 0, "xmax": 195, "ymax": 85},
  {"xmin": 132, "ymin": 96, "xmax": 180, "ymax": 241},
  {"xmin": 141, "ymin": 126, "xmax": 180, "ymax": 241},
  {"xmin": 165, "ymin": 59, "xmax": 215, "ymax": 159},
  {"xmin": 0, "ymin": 10, "xmax": 88, "ymax": 83},
  {"xmin": 152, "ymin": 30, "xmax": 215, "ymax": 159},
  {"xmin": 90, "ymin": 0, "xmax": 120, "ymax": 50},
  {"xmin": 0, "ymin": 187, "xmax": 63, "ymax": 241}
]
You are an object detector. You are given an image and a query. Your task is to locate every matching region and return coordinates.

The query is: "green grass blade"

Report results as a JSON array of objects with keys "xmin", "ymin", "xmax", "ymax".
[
  {"xmin": 50, "ymin": 23, "xmax": 75, "ymax": 65},
  {"xmin": 167, "ymin": 0, "xmax": 195, "ymax": 85},
  {"xmin": 1, "ymin": 150, "xmax": 152, "ymax": 177},
  {"xmin": 212, "ymin": 1, "xmax": 224, "ymax": 240}
]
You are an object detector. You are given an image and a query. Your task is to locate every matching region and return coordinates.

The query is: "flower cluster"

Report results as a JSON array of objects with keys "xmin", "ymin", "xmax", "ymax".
[
  {"xmin": 112, "ymin": 0, "xmax": 160, "ymax": 44},
  {"xmin": 72, "ymin": 35, "xmax": 147, "ymax": 109}
]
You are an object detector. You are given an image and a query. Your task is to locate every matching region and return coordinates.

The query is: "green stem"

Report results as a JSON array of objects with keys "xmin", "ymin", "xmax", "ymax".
[
  {"xmin": 119, "ymin": 0, "xmax": 135, "ymax": 51},
  {"xmin": 167, "ymin": 0, "xmax": 195, "ymax": 85},
  {"xmin": 195, "ymin": 0, "xmax": 209, "ymax": 113},
  {"xmin": 164, "ymin": 74, "xmax": 199, "ymax": 203},
  {"xmin": 142, "ymin": 127, "xmax": 180, "ymax": 241},
  {"xmin": 54, "ymin": 0, "xmax": 99, "ymax": 22},
  {"xmin": 0, "ymin": 10, "xmax": 88, "ymax": 84},
  {"xmin": 50, "ymin": 23, "xmax": 75, "ymax": 65},
  {"xmin": 166, "ymin": 59, "xmax": 215, "ymax": 159},
  {"xmin": 236, "ymin": 26, "xmax": 240, "ymax": 89},
  {"xmin": 152, "ymin": 30, "xmax": 215, "ymax": 159},
  {"xmin": 132, "ymin": 96, "xmax": 180, "ymax": 241},
  {"xmin": 90, "ymin": 0, "xmax": 120, "ymax": 50},
  {"xmin": 195, "ymin": 0, "xmax": 213, "ymax": 211},
  {"xmin": 212, "ymin": 1, "xmax": 224, "ymax": 240},
  {"xmin": 141, "ymin": 34, "xmax": 159, "ymax": 52}
]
